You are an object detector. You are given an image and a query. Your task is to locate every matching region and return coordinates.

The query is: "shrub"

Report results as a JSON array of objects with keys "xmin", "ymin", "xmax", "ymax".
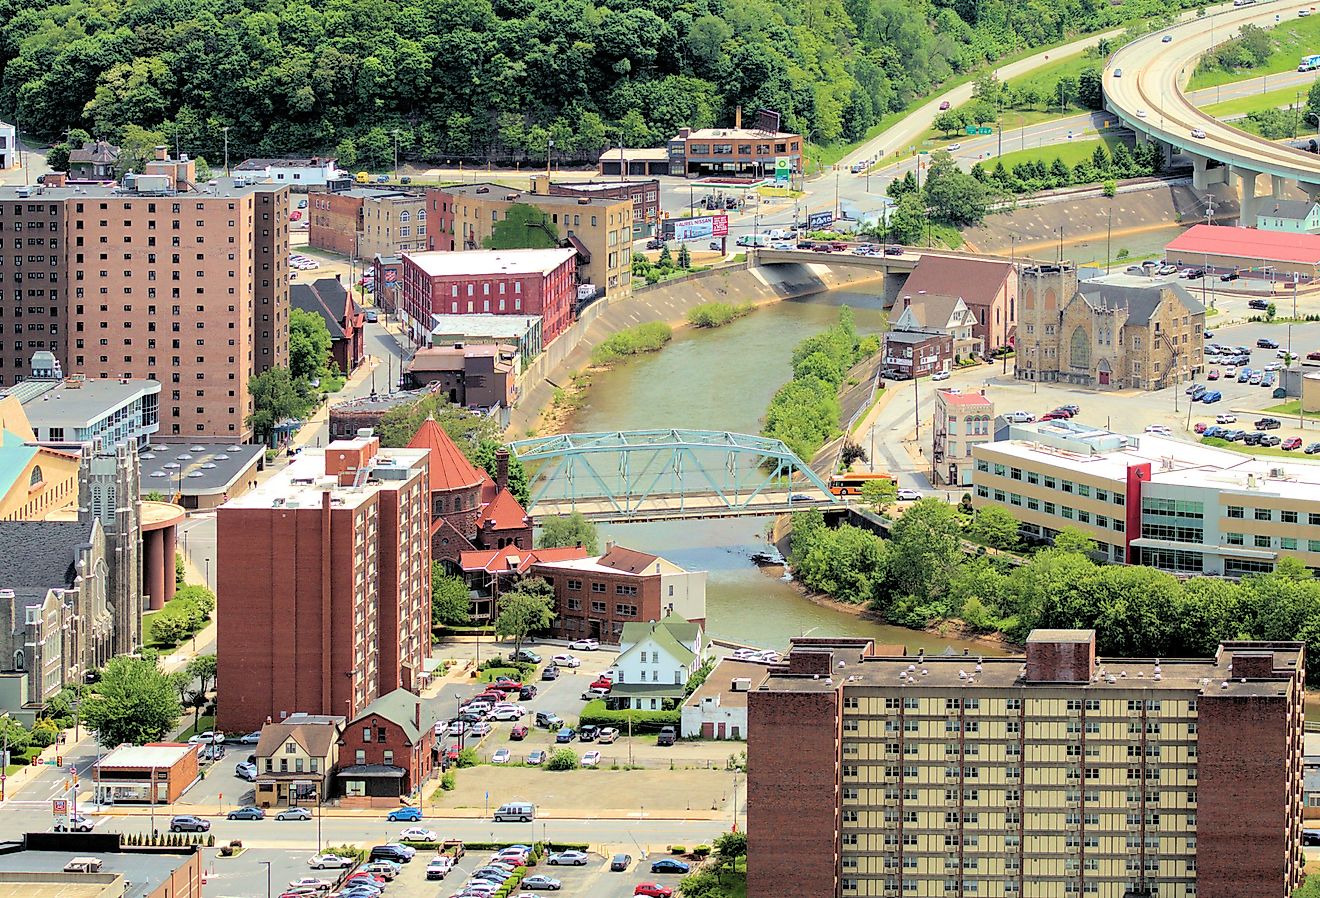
[
  {"xmin": 29, "ymin": 719, "xmax": 59, "ymax": 748},
  {"xmin": 670, "ymin": 845, "xmax": 686, "ymax": 854},
  {"xmin": 546, "ymin": 747, "xmax": 579, "ymax": 770},
  {"xmin": 692, "ymin": 844, "xmax": 712, "ymax": 858},
  {"xmin": 687, "ymin": 302, "xmax": 754, "ymax": 328},
  {"xmin": 323, "ymin": 844, "xmax": 365, "ymax": 861},
  {"xmin": 577, "ymin": 700, "xmax": 680, "ymax": 733},
  {"xmin": 455, "ymin": 748, "xmax": 479, "ymax": 768},
  {"xmin": 590, "ymin": 322, "xmax": 673, "ymax": 367},
  {"xmin": 440, "ymin": 771, "xmax": 457, "ymax": 791}
]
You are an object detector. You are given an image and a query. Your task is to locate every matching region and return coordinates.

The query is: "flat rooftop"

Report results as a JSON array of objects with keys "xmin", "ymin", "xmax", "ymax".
[
  {"xmin": 980, "ymin": 429, "xmax": 1320, "ymax": 501},
  {"xmin": 683, "ymin": 128, "xmax": 799, "ymax": 140},
  {"xmin": 431, "ymin": 314, "xmax": 541, "ymax": 339},
  {"xmin": 224, "ymin": 443, "xmax": 427, "ymax": 511},
  {"xmin": 95, "ymin": 743, "xmax": 195, "ymax": 769},
  {"xmin": 551, "ymin": 180, "xmax": 654, "ymax": 192},
  {"xmin": 759, "ymin": 638, "xmax": 1303, "ymax": 697},
  {"xmin": 0, "ymin": 177, "xmax": 284, "ymax": 200},
  {"xmin": 443, "ymin": 184, "xmax": 626, "ymax": 207},
  {"xmin": 406, "ymin": 248, "xmax": 576, "ymax": 278},
  {"xmin": 330, "ymin": 388, "xmax": 433, "ymax": 414},
  {"xmin": 0, "ymin": 846, "xmax": 192, "ymax": 898},
  {"xmin": 138, "ymin": 442, "xmax": 264, "ymax": 497},
  {"xmin": 6, "ymin": 378, "xmax": 159, "ymax": 429}
]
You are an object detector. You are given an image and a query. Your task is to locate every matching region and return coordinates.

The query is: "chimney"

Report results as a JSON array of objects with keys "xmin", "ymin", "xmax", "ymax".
[
  {"xmin": 496, "ymin": 448, "xmax": 510, "ymax": 491},
  {"xmin": 154, "ymin": 145, "xmax": 169, "ymax": 161},
  {"xmin": 903, "ymin": 295, "xmax": 911, "ymax": 308},
  {"xmin": 43, "ymin": 172, "xmax": 67, "ymax": 188},
  {"xmin": 735, "ymin": 106, "xmax": 743, "ymax": 129},
  {"xmin": 605, "ymin": 540, "xmax": 616, "ymax": 553},
  {"xmin": 414, "ymin": 700, "xmax": 421, "ymax": 731}
]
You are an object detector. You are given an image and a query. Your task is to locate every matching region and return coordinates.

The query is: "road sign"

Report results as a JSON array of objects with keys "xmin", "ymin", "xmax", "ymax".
[
  {"xmin": 977, "ymin": 127, "xmax": 992, "ymax": 135},
  {"xmin": 52, "ymin": 799, "xmax": 67, "ymax": 815}
]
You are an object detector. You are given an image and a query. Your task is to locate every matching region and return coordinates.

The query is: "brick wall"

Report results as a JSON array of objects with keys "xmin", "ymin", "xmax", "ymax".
[
  {"xmin": 1197, "ymin": 692, "xmax": 1298, "ymax": 898},
  {"xmin": 1025, "ymin": 637, "xmax": 1095, "ymax": 683},
  {"xmin": 747, "ymin": 687, "xmax": 840, "ymax": 897}
]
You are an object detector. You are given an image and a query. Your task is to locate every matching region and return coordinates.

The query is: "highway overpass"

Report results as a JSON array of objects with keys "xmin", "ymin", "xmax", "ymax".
[
  {"xmin": 753, "ymin": 246, "xmax": 1033, "ymax": 271},
  {"xmin": 1105, "ymin": 0, "xmax": 1320, "ymax": 222}
]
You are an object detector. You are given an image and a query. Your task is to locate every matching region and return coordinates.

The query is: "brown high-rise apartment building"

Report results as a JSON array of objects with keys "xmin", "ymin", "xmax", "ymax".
[
  {"xmin": 214, "ymin": 432, "xmax": 430, "ymax": 733},
  {"xmin": 0, "ymin": 147, "xmax": 289, "ymax": 439},
  {"xmin": 747, "ymin": 631, "xmax": 1305, "ymax": 898}
]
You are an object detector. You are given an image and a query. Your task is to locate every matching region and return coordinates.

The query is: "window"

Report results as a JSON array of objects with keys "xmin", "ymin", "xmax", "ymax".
[
  {"xmin": 1255, "ymin": 535, "xmax": 1272, "ymax": 548},
  {"xmin": 566, "ymin": 579, "xmax": 582, "ymax": 591},
  {"xmin": 383, "ymin": 750, "xmax": 393, "ymax": 765},
  {"xmin": 362, "ymin": 727, "xmax": 372, "ymax": 742},
  {"xmin": 1255, "ymin": 508, "xmax": 1273, "ymax": 521},
  {"xmin": 1227, "ymin": 505, "xmax": 1244, "ymax": 519},
  {"xmin": 615, "ymin": 604, "xmax": 637, "ymax": 617}
]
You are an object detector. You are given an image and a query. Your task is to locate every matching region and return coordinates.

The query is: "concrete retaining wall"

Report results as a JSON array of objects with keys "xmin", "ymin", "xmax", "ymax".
[{"xmin": 508, "ymin": 262, "xmax": 889, "ymax": 435}]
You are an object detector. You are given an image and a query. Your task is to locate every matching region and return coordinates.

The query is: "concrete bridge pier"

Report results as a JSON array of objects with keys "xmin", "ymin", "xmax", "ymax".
[
  {"xmin": 1232, "ymin": 167, "xmax": 1266, "ymax": 226},
  {"xmin": 1190, "ymin": 154, "xmax": 1227, "ymax": 191},
  {"xmin": 1303, "ymin": 183, "xmax": 1320, "ymax": 204},
  {"xmin": 1273, "ymin": 175, "xmax": 1290, "ymax": 198}
]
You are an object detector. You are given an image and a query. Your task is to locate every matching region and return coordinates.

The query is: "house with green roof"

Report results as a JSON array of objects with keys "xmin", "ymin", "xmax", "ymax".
[{"xmin": 605, "ymin": 614, "xmax": 705, "ymax": 711}]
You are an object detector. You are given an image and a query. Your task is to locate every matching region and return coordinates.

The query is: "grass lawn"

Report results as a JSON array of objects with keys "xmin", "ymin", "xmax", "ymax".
[
  {"xmin": 1265, "ymin": 399, "xmax": 1320, "ymax": 419},
  {"xmin": 1188, "ymin": 14, "xmax": 1320, "ymax": 89},
  {"xmin": 990, "ymin": 134, "xmax": 1125, "ymax": 171},
  {"xmin": 1201, "ymin": 84, "xmax": 1308, "ymax": 119},
  {"xmin": 177, "ymin": 715, "xmax": 216, "ymax": 740}
]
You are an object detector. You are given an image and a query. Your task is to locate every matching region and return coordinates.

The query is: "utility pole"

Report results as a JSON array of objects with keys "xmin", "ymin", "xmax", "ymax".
[
  {"xmin": 222, "ymin": 127, "xmax": 230, "ymax": 177},
  {"xmin": 1105, "ymin": 204, "xmax": 1113, "ymax": 274},
  {"xmin": 913, "ymin": 374, "xmax": 921, "ymax": 442},
  {"xmin": 391, "ymin": 129, "xmax": 400, "ymax": 182},
  {"xmin": 546, "ymin": 138, "xmax": 554, "ymax": 181}
]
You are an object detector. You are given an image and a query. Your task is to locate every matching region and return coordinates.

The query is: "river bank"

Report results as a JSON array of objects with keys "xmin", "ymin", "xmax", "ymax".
[{"xmin": 508, "ymin": 262, "xmax": 892, "ymax": 437}]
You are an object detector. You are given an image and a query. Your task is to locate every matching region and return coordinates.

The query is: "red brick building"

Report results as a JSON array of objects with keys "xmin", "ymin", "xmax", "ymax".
[
  {"xmin": 531, "ymin": 175, "xmax": 661, "ymax": 239},
  {"xmin": 400, "ymin": 248, "xmax": 577, "ymax": 345},
  {"xmin": 338, "ymin": 688, "xmax": 436, "ymax": 803},
  {"xmin": 214, "ymin": 433, "xmax": 431, "ymax": 733},
  {"xmin": 746, "ymin": 632, "xmax": 1306, "ymax": 898},
  {"xmin": 460, "ymin": 544, "xmax": 588, "ymax": 619},
  {"xmin": 408, "ymin": 418, "xmax": 533, "ymax": 577},
  {"xmin": 529, "ymin": 543, "xmax": 706, "ymax": 644},
  {"xmin": 899, "ymin": 255, "xmax": 1018, "ymax": 353}
]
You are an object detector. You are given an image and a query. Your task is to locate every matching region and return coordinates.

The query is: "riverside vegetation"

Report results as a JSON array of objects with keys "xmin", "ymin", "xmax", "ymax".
[
  {"xmin": 791, "ymin": 501, "xmax": 1320, "ymax": 684},
  {"xmin": 687, "ymin": 302, "xmax": 756, "ymax": 328},
  {"xmin": 590, "ymin": 322, "xmax": 673, "ymax": 367},
  {"xmin": 761, "ymin": 307, "xmax": 880, "ymax": 461}
]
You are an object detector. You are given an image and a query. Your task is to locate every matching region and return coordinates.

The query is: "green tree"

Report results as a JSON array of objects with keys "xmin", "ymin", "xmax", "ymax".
[
  {"xmin": 888, "ymin": 192, "xmax": 927, "ymax": 245},
  {"xmin": 0, "ymin": 716, "xmax": 31, "ymax": 757},
  {"xmin": 186, "ymin": 654, "xmax": 217, "ymax": 695},
  {"xmin": 482, "ymin": 204, "xmax": 558, "ymax": 250},
  {"xmin": 432, "ymin": 565, "xmax": 472, "ymax": 627},
  {"xmin": 289, "ymin": 308, "xmax": 333, "ymax": 382},
  {"xmin": 29, "ymin": 719, "xmax": 59, "ymax": 748},
  {"xmin": 472, "ymin": 440, "xmax": 531, "ymax": 508},
  {"xmin": 860, "ymin": 477, "xmax": 898, "ymax": 512},
  {"xmin": 677, "ymin": 244, "xmax": 692, "ymax": 270},
  {"xmin": 375, "ymin": 394, "xmax": 504, "ymax": 455},
  {"xmin": 969, "ymin": 505, "xmax": 1020, "ymax": 550},
  {"xmin": 494, "ymin": 578, "xmax": 556, "ymax": 655},
  {"xmin": 80, "ymin": 656, "xmax": 181, "ymax": 748},
  {"xmin": 185, "ymin": 688, "xmax": 208, "ymax": 734},
  {"xmin": 713, "ymin": 830, "xmax": 748, "ymax": 881},
  {"xmin": 1052, "ymin": 527, "xmax": 1098, "ymax": 555},
  {"xmin": 884, "ymin": 499, "xmax": 964, "ymax": 612},
  {"xmin": 933, "ymin": 109, "xmax": 966, "ymax": 137},
  {"xmin": 248, "ymin": 368, "xmax": 306, "ymax": 445},
  {"xmin": 657, "ymin": 244, "xmax": 674, "ymax": 269},
  {"xmin": 923, "ymin": 151, "xmax": 990, "ymax": 226},
  {"xmin": 537, "ymin": 513, "xmax": 599, "ymax": 553},
  {"xmin": 546, "ymin": 747, "xmax": 579, "ymax": 770},
  {"xmin": 1077, "ymin": 67, "xmax": 1104, "ymax": 110}
]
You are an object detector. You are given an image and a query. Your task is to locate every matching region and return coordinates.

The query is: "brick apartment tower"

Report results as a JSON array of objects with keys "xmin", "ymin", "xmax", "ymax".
[
  {"xmin": 215, "ymin": 433, "xmax": 430, "ymax": 733},
  {"xmin": 0, "ymin": 151, "xmax": 290, "ymax": 438},
  {"xmin": 747, "ymin": 631, "xmax": 1305, "ymax": 898}
]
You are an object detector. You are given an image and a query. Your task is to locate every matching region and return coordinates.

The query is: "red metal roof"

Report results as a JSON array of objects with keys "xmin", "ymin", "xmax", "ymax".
[
  {"xmin": 1165, "ymin": 224, "xmax": 1320, "ymax": 266},
  {"xmin": 937, "ymin": 390, "xmax": 992, "ymax": 406},
  {"xmin": 407, "ymin": 417, "xmax": 483, "ymax": 493},
  {"xmin": 460, "ymin": 544, "xmax": 588, "ymax": 574},
  {"xmin": 477, "ymin": 488, "xmax": 529, "ymax": 531}
]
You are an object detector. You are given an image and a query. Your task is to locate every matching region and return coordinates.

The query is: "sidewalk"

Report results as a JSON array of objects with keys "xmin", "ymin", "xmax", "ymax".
[
  {"xmin": 287, "ymin": 356, "xmax": 383, "ymax": 453},
  {"xmin": 94, "ymin": 803, "xmax": 726, "ymax": 821}
]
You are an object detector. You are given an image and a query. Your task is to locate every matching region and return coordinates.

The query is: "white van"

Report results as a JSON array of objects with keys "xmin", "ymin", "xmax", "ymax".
[{"xmin": 494, "ymin": 801, "xmax": 535, "ymax": 822}]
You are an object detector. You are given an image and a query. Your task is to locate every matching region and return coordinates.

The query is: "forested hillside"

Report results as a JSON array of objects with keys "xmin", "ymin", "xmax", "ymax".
[{"xmin": 0, "ymin": 0, "xmax": 1208, "ymax": 166}]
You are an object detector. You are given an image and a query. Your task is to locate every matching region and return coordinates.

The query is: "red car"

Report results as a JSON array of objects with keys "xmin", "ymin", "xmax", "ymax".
[
  {"xmin": 1283, "ymin": 437, "xmax": 1303, "ymax": 450},
  {"xmin": 1194, "ymin": 422, "xmax": 1208, "ymax": 434},
  {"xmin": 1207, "ymin": 369, "xmax": 1220, "ymax": 380},
  {"xmin": 510, "ymin": 725, "xmax": 529, "ymax": 740},
  {"xmin": 635, "ymin": 885, "xmax": 674, "ymax": 897},
  {"xmin": 493, "ymin": 677, "xmax": 523, "ymax": 690},
  {"xmin": 590, "ymin": 678, "xmax": 613, "ymax": 691},
  {"xmin": 939, "ymin": 100, "xmax": 951, "ymax": 110},
  {"xmin": 1040, "ymin": 412, "xmax": 1068, "ymax": 421},
  {"xmin": 1308, "ymin": 351, "xmax": 1320, "ymax": 361},
  {"xmin": 289, "ymin": 210, "xmax": 302, "ymax": 221}
]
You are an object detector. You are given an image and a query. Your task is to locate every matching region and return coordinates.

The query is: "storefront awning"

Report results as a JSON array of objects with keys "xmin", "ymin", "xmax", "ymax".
[{"xmin": 337, "ymin": 764, "xmax": 405, "ymax": 778}]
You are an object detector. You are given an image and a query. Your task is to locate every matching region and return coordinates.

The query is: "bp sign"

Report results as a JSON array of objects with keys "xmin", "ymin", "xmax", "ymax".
[{"xmin": 774, "ymin": 156, "xmax": 791, "ymax": 183}]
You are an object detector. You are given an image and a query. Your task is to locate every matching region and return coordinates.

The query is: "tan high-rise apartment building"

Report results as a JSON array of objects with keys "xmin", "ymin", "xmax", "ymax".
[
  {"xmin": 748, "ymin": 632, "xmax": 1306, "ymax": 898},
  {"xmin": 0, "ymin": 148, "xmax": 289, "ymax": 439}
]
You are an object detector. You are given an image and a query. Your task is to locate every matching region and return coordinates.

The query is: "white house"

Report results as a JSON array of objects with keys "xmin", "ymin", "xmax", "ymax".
[
  {"xmin": 233, "ymin": 156, "xmax": 343, "ymax": 187},
  {"xmin": 680, "ymin": 658, "xmax": 766, "ymax": 739},
  {"xmin": 0, "ymin": 121, "xmax": 16, "ymax": 170},
  {"xmin": 891, "ymin": 290, "xmax": 983, "ymax": 362},
  {"xmin": 606, "ymin": 615, "xmax": 704, "ymax": 711}
]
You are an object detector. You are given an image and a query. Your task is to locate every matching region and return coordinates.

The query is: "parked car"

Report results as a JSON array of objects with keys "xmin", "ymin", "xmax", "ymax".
[
  {"xmin": 535, "ymin": 711, "xmax": 563, "ymax": 729},
  {"xmin": 896, "ymin": 488, "xmax": 921, "ymax": 501},
  {"xmin": 169, "ymin": 815, "xmax": 211, "ymax": 833},
  {"xmin": 188, "ymin": 731, "xmax": 225, "ymax": 745},
  {"xmin": 509, "ymin": 650, "xmax": 542, "ymax": 664},
  {"xmin": 1283, "ymin": 438, "xmax": 1303, "ymax": 450},
  {"xmin": 235, "ymin": 761, "xmax": 257, "ymax": 781},
  {"xmin": 521, "ymin": 875, "xmax": 562, "ymax": 890},
  {"xmin": 1258, "ymin": 338, "xmax": 1280, "ymax": 349},
  {"xmin": 1004, "ymin": 411, "xmax": 1035, "ymax": 423},
  {"xmin": 287, "ymin": 878, "xmax": 333, "ymax": 892},
  {"xmin": 1261, "ymin": 435, "xmax": 1282, "ymax": 447},
  {"xmin": 568, "ymin": 638, "xmax": 599, "ymax": 651},
  {"xmin": 1306, "ymin": 443, "xmax": 1320, "ymax": 454},
  {"xmin": 555, "ymin": 727, "xmax": 576, "ymax": 743},
  {"xmin": 610, "ymin": 854, "xmax": 634, "ymax": 871},
  {"xmin": 399, "ymin": 827, "xmax": 439, "ymax": 842},
  {"xmin": 1194, "ymin": 422, "xmax": 1208, "ymax": 434},
  {"xmin": 541, "ymin": 665, "xmax": 560, "ymax": 681},
  {"xmin": 518, "ymin": 685, "xmax": 539, "ymax": 701},
  {"xmin": 528, "ymin": 749, "xmax": 548, "ymax": 765},
  {"xmin": 656, "ymin": 726, "xmax": 677, "ymax": 747},
  {"xmin": 1304, "ymin": 830, "xmax": 1320, "ymax": 846},
  {"xmin": 364, "ymin": 309, "xmax": 378, "ymax": 323},
  {"xmin": 493, "ymin": 748, "xmax": 512, "ymax": 764},
  {"xmin": 1255, "ymin": 418, "xmax": 1282, "ymax": 430},
  {"xmin": 1220, "ymin": 271, "xmax": 1239, "ymax": 281},
  {"xmin": 307, "ymin": 854, "xmax": 355, "ymax": 869},
  {"xmin": 276, "ymin": 807, "xmax": 312, "ymax": 821},
  {"xmin": 510, "ymin": 725, "xmax": 529, "ymax": 740},
  {"xmin": 1207, "ymin": 369, "xmax": 1220, "ymax": 380},
  {"xmin": 578, "ymin": 724, "xmax": 600, "ymax": 741},
  {"xmin": 1248, "ymin": 299, "xmax": 1271, "ymax": 310},
  {"xmin": 1184, "ymin": 382, "xmax": 1203, "ymax": 395},
  {"xmin": 589, "ymin": 677, "xmax": 614, "ymax": 691},
  {"xmin": 468, "ymin": 721, "xmax": 493, "ymax": 736},
  {"xmin": 490, "ymin": 704, "xmax": 526, "ymax": 721},
  {"xmin": 1144, "ymin": 425, "xmax": 1171, "ymax": 435},
  {"xmin": 634, "ymin": 884, "xmax": 674, "ymax": 897},
  {"xmin": 597, "ymin": 727, "xmax": 620, "ymax": 744},
  {"xmin": 1216, "ymin": 415, "xmax": 1236, "ymax": 425},
  {"xmin": 426, "ymin": 857, "xmax": 453, "ymax": 880},
  {"xmin": 368, "ymin": 844, "xmax": 413, "ymax": 864},
  {"xmin": 549, "ymin": 850, "xmax": 590, "ymax": 866},
  {"xmin": 239, "ymin": 731, "xmax": 262, "ymax": 744},
  {"xmin": 551, "ymin": 654, "xmax": 581, "ymax": 668},
  {"xmin": 1203, "ymin": 426, "xmax": 1225, "ymax": 439},
  {"xmin": 1244, "ymin": 432, "xmax": 1264, "ymax": 446},
  {"xmin": 1224, "ymin": 430, "xmax": 1247, "ymax": 441},
  {"xmin": 581, "ymin": 750, "xmax": 601, "ymax": 767},
  {"xmin": 651, "ymin": 859, "xmax": 692, "ymax": 874},
  {"xmin": 54, "ymin": 813, "xmax": 95, "ymax": 832}
]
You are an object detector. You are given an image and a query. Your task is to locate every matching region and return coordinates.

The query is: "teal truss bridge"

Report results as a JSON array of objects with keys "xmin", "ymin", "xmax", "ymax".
[{"xmin": 507, "ymin": 429, "xmax": 840, "ymax": 522}]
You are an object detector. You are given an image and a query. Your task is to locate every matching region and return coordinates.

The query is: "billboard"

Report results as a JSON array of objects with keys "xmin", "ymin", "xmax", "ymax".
[
  {"xmin": 756, "ymin": 108, "xmax": 782, "ymax": 135},
  {"xmin": 807, "ymin": 211, "xmax": 834, "ymax": 230},
  {"xmin": 664, "ymin": 215, "xmax": 730, "ymax": 242}
]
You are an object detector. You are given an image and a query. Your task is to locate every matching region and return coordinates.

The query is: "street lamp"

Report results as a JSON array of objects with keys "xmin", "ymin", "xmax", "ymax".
[
  {"xmin": 260, "ymin": 860, "xmax": 272, "ymax": 898},
  {"xmin": 546, "ymin": 138, "xmax": 554, "ymax": 181}
]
